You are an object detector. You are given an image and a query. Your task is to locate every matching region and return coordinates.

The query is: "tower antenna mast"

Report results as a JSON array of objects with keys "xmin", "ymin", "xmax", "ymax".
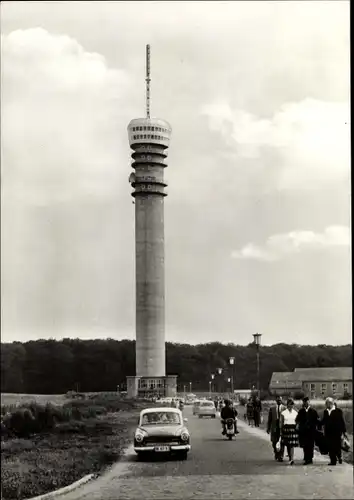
[{"xmin": 146, "ymin": 44, "xmax": 151, "ymax": 119}]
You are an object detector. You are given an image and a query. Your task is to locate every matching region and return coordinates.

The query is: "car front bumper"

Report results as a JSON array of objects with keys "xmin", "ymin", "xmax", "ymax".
[{"xmin": 134, "ymin": 444, "xmax": 191, "ymax": 452}]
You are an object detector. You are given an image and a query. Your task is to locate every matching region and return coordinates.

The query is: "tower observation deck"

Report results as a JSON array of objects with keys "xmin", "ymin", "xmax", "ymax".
[{"xmin": 126, "ymin": 45, "xmax": 176, "ymax": 398}]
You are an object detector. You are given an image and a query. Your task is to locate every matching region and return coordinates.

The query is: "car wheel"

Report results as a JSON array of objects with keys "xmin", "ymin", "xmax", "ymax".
[{"xmin": 178, "ymin": 451, "xmax": 188, "ymax": 460}]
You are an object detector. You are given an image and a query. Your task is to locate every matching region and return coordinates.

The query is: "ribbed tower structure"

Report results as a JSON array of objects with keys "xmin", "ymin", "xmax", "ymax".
[{"xmin": 126, "ymin": 45, "xmax": 176, "ymax": 398}]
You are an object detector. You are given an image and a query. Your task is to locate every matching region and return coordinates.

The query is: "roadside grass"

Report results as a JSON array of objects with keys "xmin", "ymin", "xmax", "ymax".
[
  {"xmin": 1, "ymin": 394, "xmax": 67, "ymax": 407},
  {"xmin": 1, "ymin": 394, "xmax": 153, "ymax": 500},
  {"xmin": 251, "ymin": 400, "xmax": 353, "ymax": 464}
]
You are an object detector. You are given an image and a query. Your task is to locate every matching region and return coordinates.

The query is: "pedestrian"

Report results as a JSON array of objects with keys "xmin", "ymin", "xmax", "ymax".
[
  {"xmin": 321, "ymin": 397, "xmax": 347, "ymax": 466},
  {"xmin": 280, "ymin": 398, "xmax": 299, "ymax": 465},
  {"xmin": 296, "ymin": 396, "xmax": 320, "ymax": 465},
  {"xmin": 267, "ymin": 395, "xmax": 286, "ymax": 461},
  {"xmin": 253, "ymin": 396, "xmax": 262, "ymax": 427},
  {"xmin": 246, "ymin": 398, "xmax": 254, "ymax": 426}
]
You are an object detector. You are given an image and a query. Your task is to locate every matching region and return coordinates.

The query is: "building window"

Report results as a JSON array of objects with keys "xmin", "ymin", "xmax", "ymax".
[
  {"xmin": 144, "ymin": 135, "xmax": 146, "ymax": 139},
  {"xmin": 143, "ymin": 126, "xmax": 146, "ymax": 131},
  {"xmin": 321, "ymin": 383, "xmax": 327, "ymax": 395},
  {"xmin": 147, "ymin": 156, "xmax": 151, "ymax": 160},
  {"xmin": 344, "ymin": 383, "xmax": 348, "ymax": 392},
  {"xmin": 332, "ymin": 383, "xmax": 337, "ymax": 395},
  {"xmin": 310, "ymin": 383, "xmax": 315, "ymax": 391}
]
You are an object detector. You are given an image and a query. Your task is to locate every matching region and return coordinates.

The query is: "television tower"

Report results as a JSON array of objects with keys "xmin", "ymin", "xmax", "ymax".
[{"xmin": 126, "ymin": 45, "xmax": 177, "ymax": 398}]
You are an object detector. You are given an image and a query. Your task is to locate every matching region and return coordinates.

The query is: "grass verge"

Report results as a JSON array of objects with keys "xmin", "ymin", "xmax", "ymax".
[{"xmin": 1, "ymin": 395, "xmax": 152, "ymax": 500}]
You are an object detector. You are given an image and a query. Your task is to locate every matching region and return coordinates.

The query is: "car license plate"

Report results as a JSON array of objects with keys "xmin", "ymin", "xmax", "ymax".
[
  {"xmin": 227, "ymin": 429, "xmax": 233, "ymax": 434},
  {"xmin": 155, "ymin": 446, "xmax": 170, "ymax": 452}
]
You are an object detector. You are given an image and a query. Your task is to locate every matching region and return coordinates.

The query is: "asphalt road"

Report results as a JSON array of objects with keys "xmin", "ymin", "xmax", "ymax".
[{"xmin": 61, "ymin": 406, "xmax": 353, "ymax": 500}]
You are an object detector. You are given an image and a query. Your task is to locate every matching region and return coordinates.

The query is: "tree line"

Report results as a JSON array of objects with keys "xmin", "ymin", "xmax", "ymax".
[{"xmin": 1, "ymin": 339, "xmax": 351, "ymax": 395}]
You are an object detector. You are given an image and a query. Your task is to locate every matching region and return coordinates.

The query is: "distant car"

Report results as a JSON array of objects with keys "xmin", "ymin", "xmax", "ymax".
[
  {"xmin": 134, "ymin": 407, "xmax": 191, "ymax": 460},
  {"xmin": 198, "ymin": 400, "xmax": 217, "ymax": 418},
  {"xmin": 193, "ymin": 400, "xmax": 202, "ymax": 415}
]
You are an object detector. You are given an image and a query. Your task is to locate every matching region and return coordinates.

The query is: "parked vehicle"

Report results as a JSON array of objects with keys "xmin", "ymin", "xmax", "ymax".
[
  {"xmin": 198, "ymin": 400, "xmax": 216, "ymax": 418},
  {"xmin": 134, "ymin": 407, "xmax": 191, "ymax": 460}
]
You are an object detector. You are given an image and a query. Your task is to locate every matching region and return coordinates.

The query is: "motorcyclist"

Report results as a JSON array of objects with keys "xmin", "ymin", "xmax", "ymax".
[{"xmin": 221, "ymin": 399, "xmax": 239, "ymax": 435}]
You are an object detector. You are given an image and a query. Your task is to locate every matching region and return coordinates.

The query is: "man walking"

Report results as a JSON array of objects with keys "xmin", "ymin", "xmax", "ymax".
[
  {"xmin": 253, "ymin": 396, "xmax": 262, "ymax": 427},
  {"xmin": 267, "ymin": 395, "xmax": 286, "ymax": 461},
  {"xmin": 296, "ymin": 396, "xmax": 320, "ymax": 465},
  {"xmin": 321, "ymin": 397, "xmax": 347, "ymax": 466}
]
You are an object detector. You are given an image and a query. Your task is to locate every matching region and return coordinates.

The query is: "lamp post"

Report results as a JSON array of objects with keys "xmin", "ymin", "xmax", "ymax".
[
  {"xmin": 183, "ymin": 385, "xmax": 186, "ymax": 400},
  {"xmin": 229, "ymin": 357, "xmax": 235, "ymax": 397},
  {"xmin": 253, "ymin": 333, "xmax": 262, "ymax": 398},
  {"xmin": 217, "ymin": 368, "xmax": 223, "ymax": 395},
  {"xmin": 189, "ymin": 381, "xmax": 192, "ymax": 394},
  {"xmin": 209, "ymin": 380, "xmax": 212, "ymax": 399}
]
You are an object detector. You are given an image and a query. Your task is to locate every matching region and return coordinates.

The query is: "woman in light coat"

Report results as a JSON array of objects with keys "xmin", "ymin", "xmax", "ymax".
[{"xmin": 280, "ymin": 398, "xmax": 299, "ymax": 465}]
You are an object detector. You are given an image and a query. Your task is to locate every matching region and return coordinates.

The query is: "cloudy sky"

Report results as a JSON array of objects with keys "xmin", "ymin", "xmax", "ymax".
[{"xmin": 1, "ymin": 1, "xmax": 351, "ymax": 346}]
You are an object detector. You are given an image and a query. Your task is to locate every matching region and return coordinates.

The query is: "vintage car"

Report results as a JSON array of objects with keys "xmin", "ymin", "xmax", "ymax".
[
  {"xmin": 198, "ymin": 400, "xmax": 217, "ymax": 418},
  {"xmin": 134, "ymin": 407, "xmax": 191, "ymax": 459}
]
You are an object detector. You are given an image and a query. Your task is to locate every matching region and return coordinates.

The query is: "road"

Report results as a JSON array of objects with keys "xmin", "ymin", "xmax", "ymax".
[{"xmin": 61, "ymin": 406, "xmax": 353, "ymax": 500}]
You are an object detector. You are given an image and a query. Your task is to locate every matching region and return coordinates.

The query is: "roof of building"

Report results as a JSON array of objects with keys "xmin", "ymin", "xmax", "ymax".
[
  {"xmin": 293, "ymin": 367, "xmax": 352, "ymax": 382},
  {"xmin": 269, "ymin": 372, "xmax": 303, "ymax": 387},
  {"xmin": 270, "ymin": 367, "xmax": 352, "ymax": 386}
]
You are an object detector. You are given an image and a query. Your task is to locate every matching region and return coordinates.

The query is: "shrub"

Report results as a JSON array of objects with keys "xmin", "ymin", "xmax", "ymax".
[{"xmin": 259, "ymin": 390, "xmax": 270, "ymax": 401}]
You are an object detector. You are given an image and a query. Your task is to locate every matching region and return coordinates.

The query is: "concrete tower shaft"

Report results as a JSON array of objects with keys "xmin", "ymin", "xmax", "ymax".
[{"xmin": 128, "ymin": 117, "xmax": 172, "ymax": 378}]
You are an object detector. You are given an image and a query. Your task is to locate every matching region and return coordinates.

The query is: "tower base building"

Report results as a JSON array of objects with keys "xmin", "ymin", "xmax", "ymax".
[{"xmin": 127, "ymin": 375, "xmax": 177, "ymax": 399}]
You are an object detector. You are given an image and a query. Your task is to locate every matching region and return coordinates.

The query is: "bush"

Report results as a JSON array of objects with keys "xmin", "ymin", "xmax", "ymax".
[
  {"xmin": 294, "ymin": 391, "xmax": 305, "ymax": 400},
  {"xmin": 259, "ymin": 390, "xmax": 270, "ymax": 401}
]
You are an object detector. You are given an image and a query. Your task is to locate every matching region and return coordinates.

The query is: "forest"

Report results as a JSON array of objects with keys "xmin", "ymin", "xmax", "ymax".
[{"xmin": 1, "ymin": 339, "xmax": 352, "ymax": 394}]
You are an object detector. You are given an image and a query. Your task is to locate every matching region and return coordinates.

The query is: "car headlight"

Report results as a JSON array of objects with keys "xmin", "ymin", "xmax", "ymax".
[
  {"xmin": 181, "ymin": 432, "xmax": 189, "ymax": 442},
  {"xmin": 135, "ymin": 429, "xmax": 147, "ymax": 442}
]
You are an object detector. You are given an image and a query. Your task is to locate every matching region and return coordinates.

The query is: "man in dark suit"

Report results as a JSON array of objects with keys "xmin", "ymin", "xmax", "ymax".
[
  {"xmin": 321, "ymin": 397, "xmax": 347, "ymax": 466},
  {"xmin": 267, "ymin": 395, "xmax": 286, "ymax": 461},
  {"xmin": 296, "ymin": 396, "xmax": 320, "ymax": 465}
]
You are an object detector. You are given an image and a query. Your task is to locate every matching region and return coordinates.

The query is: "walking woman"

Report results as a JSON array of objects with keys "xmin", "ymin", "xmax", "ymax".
[{"xmin": 280, "ymin": 398, "xmax": 299, "ymax": 465}]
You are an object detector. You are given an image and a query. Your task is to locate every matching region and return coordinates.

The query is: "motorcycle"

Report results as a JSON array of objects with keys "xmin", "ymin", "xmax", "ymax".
[{"xmin": 225, "ymin": 418, "xmax": 236, "ymax": 440}]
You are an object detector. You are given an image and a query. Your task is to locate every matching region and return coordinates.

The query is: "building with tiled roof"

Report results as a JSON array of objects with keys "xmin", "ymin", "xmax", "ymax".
[{"xmin": 269, "ymin": 367, "xmax": 352, "ymax": 399}]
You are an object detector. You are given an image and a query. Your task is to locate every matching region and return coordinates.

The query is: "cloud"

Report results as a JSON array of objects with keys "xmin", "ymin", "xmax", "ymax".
[
  {"xmin": 1, "ymin": 28, "xmax": 132, "ymax": 205},
  {"xmin": 231, "ymin": 226, "xmax": 350, "ymax": 261},
  {"xmin": 202, "ymin": 98, "xmax": 350, "ymax": 191}
]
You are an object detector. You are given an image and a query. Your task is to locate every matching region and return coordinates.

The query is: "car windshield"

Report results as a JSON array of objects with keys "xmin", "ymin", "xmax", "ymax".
[
  {"xmin": 201, "ymin": 402, "xmax": 213, "ymax": 407},
  {"xmin": 141, "ymin": 411, "xmax": 181, "ymax": 425}
]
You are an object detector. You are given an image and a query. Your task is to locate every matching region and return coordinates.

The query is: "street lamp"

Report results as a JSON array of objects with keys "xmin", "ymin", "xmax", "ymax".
[
  {"xmin": 209, "ymin": 380, "xmax": 212, "ymax": 398},
  {"xmin": 189, "ymin": 381, "xmax": 192, "ymax": 394},
  {"xmin": 217, "ymin": 368, "xmax": 223, "ymax": 394},
  {"xmin": 253, "ymin": 333, "xmax": 262, "ymax": 398},
  {"xmin": 229, "ymin": 357, "xmax": 235, "ymax": 396}
]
